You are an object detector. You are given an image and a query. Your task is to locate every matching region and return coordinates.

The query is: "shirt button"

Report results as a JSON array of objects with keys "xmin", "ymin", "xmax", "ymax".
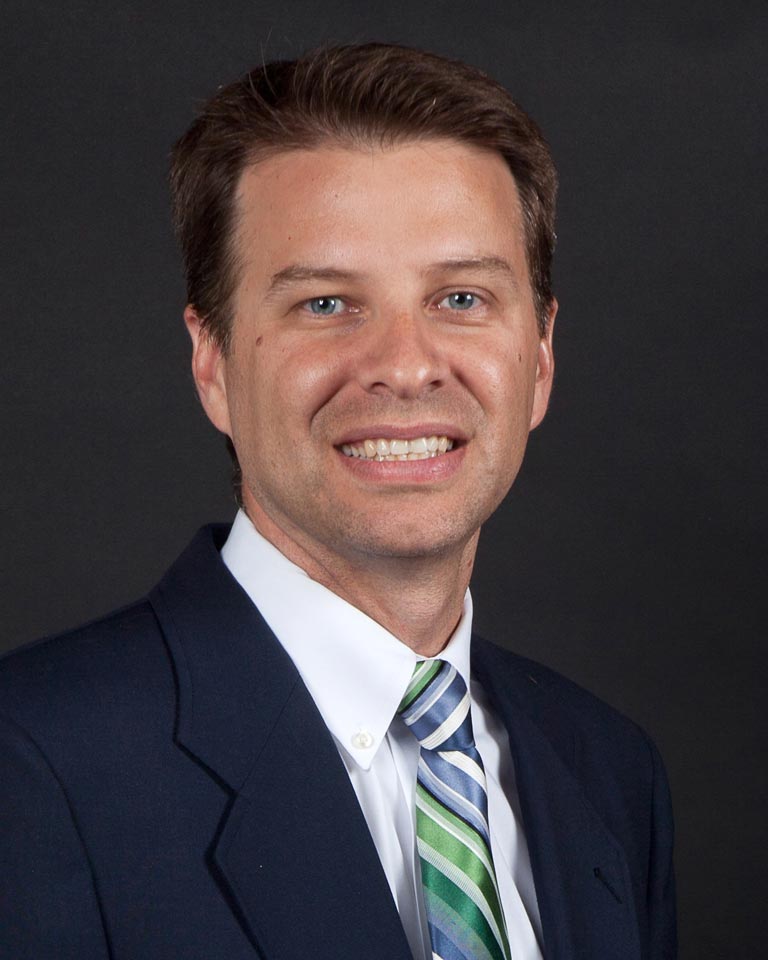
[{"xmin": 351, "ymin": 730, "xmax": 374, "ymax": 750}]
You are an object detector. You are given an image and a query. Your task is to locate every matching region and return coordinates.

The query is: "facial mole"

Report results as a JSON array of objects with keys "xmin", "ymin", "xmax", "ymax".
[
  {"xmin": 255, "ymin": 336, "xmax": 264, "ymax": 347},
  {"xmin": 517, "ymin": 352, "xmax": 522, "ymax": 363}
]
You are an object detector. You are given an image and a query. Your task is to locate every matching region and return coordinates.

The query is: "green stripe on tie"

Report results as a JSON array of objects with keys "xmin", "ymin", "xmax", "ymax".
[
  {"xmin": 420, "ymin": 858, "xmax": 508, "ymax": 960},
  {"xmin": 416, "ymin": 796, "xmax": 507, "ymax": 937},
  {"xmin": 400, "ymin": 660, "xmax": 442, "ymax": 711}
]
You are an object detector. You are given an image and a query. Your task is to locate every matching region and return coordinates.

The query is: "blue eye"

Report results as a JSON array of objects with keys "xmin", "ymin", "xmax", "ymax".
[
  {"xmin": 307, "ymin": 296, "xmax": 344, "ymax": 315},
  {"xmin": 440, "ymin": 292, "xmax": 477, "ymax": 310}
]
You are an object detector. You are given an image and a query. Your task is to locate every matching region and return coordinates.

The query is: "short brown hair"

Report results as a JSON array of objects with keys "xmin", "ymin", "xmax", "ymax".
[{"xmin": 170, "ymin": 43, "xmax": 558, "ymax": 348}]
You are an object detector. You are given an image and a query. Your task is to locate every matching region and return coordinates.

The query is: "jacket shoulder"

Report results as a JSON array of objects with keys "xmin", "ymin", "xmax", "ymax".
[
  {"xmin": 0, "ymin": 600, "xmax": 172, "ymax": 740},
  {"xmin": 472, "ymin": 635, "xmax": 661, "ymax": 765}
]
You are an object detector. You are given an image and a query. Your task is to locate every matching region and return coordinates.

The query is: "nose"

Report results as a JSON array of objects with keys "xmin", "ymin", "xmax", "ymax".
[{"xmin": 356, "ymin": 309, "xmax": 447, "ymax": 399}]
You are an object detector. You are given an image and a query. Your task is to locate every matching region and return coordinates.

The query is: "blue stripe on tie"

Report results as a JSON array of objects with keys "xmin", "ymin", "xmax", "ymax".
[
  {"xmin": 429, "ymin": 922, "xmax": 474, "ymax": 960},
  {"xmin": 403, "ymin": 664, "xmax": 460, "ymax": 720},
  {"xmin": 403, "ymin": 669, "xmax": 472, "ymax": 747},
  {"xmin": 419, "ymin": 753, "xmax": 491, "ymax": 846},
  {"xmin": 428, "ymin": 915, "xmax": 499, "ymax": 960},
  {"xmin": 422, "ymin": 750, "xmax": 488, "ymax": 811}
]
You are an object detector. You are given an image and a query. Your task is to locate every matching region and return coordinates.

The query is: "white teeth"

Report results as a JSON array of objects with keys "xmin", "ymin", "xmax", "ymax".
[{"xmin": 340, "ymin": 435, "xmax": 455, "ymax": 459}]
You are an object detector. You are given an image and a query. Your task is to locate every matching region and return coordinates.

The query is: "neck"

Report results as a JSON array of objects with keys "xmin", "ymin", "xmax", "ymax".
[{"xmin": 242, "ymin": 503, "xmax": 478, "ymax": 658}]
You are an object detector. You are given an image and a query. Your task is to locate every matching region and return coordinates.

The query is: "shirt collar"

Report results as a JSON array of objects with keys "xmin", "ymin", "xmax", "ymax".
[{"xmin": 221, "ymin": 509, "xmax": 474, "ymax": 770}]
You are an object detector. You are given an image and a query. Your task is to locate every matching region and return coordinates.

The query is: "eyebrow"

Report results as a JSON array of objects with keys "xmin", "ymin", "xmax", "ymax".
[
  {"xmin": 266, "ymin": 255, "xmax": 519, "ymax": 297},
  {"xmin": 266, "ymin": 265, "xmax": 367, "ymax": 298},
  {"xmin": 424, "ymin": 256, "xmax": 520, "ymax": 288}
]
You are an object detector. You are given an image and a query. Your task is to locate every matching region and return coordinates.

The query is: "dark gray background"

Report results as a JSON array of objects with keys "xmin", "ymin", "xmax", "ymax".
[{"xmin": 2, "ymin": 1, "xmax": 765, "ymax": 956}]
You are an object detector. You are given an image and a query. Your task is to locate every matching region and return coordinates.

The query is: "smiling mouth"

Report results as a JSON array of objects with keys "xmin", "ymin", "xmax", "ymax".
[{"xmin": 340, "ymin": 435, "xmax": 455, "ymax": 461}]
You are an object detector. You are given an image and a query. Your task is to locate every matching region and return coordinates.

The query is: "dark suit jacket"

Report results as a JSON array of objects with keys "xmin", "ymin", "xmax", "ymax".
[{"xmin": 0, "ymin": 526, "xmax": 676, "ymax": 959}]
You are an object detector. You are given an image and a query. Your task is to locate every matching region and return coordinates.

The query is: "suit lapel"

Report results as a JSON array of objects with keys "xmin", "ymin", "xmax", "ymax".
[
  {"xmin": 213, "ymin": 674, "xmax": 413, "ymax": 960},
  {"xmin": 472, "ymin": 638, "xmax": 642, "ymax": 960},
  {"xmin": 150, "ymin": 526, "xmax": 412, "ymax": 960}
]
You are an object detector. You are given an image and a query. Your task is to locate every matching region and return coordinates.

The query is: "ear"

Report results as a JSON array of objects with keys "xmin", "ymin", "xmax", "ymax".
[
  {"xmin": 529, "ymin": 298, "xmax": 557, "ymax": 431},
  {"xmin": 184, "ymin": 305, "xmax": 233, "ymax": 437}
]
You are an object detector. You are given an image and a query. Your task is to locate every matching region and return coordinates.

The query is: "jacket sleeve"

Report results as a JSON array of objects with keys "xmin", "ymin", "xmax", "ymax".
[
  {"xmin": 645, "ymin": 733, "xmax": 677, "ymax": 959},
  {"xmin": 0, "ymin": 714, "xmax": 110, "ymax": 960}
]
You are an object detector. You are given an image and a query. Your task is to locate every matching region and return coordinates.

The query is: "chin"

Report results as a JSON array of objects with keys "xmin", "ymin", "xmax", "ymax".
[{"xmin": 331, "ymin": 514, "xmax": 480, "ymax": 562}]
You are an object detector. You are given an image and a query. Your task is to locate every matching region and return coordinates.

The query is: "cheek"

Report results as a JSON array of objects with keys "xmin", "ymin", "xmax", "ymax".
[
  {"xmin": 278, "ymin": 349, "xmax": 357, "ymax": 451},
  {"xmin": 239, "ymin": 337, "xmax": 352, "ymax": 442},
  {"xmin": 286, "ymin": 341, "xmax": 350, "ymax": 413},
  {"xmin": 475, "ymin": 343, "xmax": 537, "ymax": 420}
]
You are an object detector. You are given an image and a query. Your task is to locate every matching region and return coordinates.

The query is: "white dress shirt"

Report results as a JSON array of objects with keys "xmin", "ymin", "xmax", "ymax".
[{"xmin": 222, "ymin": 509, "xmax": 543, "ymax": 959}]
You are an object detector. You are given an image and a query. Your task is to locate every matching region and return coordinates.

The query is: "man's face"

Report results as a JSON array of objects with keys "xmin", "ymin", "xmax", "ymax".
[{"xmin": 190, "ymin": 139, "xmax": 555, "ymax": 567}]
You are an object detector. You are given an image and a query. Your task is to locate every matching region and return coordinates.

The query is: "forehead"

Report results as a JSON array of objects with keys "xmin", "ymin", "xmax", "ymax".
[{"xmin": 233, "ymin": 139, "xmax": 527, "ymax": 283}]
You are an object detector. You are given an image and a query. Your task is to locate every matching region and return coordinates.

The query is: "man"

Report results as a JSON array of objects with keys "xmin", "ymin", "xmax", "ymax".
[{"xmin": 0, "ymin": 44, "xmax": 675, "ymax": 959}]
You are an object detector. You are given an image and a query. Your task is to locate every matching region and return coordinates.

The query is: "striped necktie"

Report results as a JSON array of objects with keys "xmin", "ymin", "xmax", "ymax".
[{"xmin": 398, "ymin": 660, "xmax": 511, "ymax": 960}]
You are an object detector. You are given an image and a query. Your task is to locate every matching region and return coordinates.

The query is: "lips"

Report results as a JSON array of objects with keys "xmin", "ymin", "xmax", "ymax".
[{"xmin": 341, "ymin": 435, "xmax": 455, "ymax": 461}]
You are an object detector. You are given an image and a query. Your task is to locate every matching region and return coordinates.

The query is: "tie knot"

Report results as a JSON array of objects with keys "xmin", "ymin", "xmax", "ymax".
[{"xmin": 397, "ymin": 660, "xmax": 474, "ymax": 751}]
